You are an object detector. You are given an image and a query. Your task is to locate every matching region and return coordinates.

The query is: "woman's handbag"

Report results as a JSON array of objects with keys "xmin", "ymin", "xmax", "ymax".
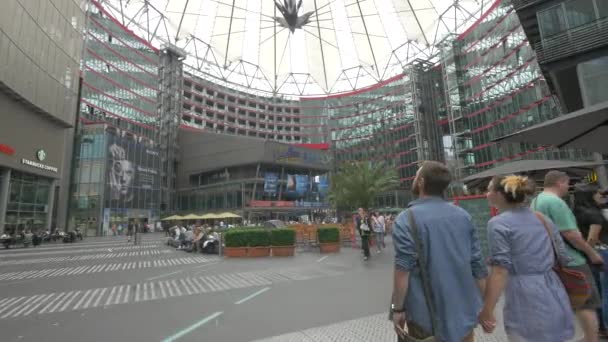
[
  {"xmin": 359, "ymin": 217, "xmax": 370, "ymax": 232},
  {"xmin": 535, "ymin": 212, "xmax": 592, "ymax": 308},
  {"xmin": 398, "ymin": 209, "xmax": 439, "ymax": 342}
]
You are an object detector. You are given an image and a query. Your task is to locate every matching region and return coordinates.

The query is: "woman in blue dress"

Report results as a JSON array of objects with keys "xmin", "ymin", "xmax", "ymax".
[{"xmin": 479, "ymin": 175, "xmax": 574, "ymax": 342}]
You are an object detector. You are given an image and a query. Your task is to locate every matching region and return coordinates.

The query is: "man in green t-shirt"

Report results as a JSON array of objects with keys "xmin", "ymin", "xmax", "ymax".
[{"xmin": 532, "ymin": 170, "xmax": 603, "ymax": 342}]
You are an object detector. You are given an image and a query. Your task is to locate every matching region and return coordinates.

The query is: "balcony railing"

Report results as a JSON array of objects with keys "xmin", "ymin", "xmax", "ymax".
[
  {"xmin": 510, "ymin": 0, "xmax": 549, "ymax": 10},
  {"xmin": 535, "ymin": 16, "xmax": 608, "ymax": 64}
]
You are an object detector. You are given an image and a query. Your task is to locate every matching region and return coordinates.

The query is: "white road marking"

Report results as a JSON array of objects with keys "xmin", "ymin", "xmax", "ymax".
[
  {"xmin": 234, "ymin": 287, "xmax": 271, "ymax": 305},
  {"xmin": 317, "ymin": 255, "xmax": 329, "ymax": 262}
]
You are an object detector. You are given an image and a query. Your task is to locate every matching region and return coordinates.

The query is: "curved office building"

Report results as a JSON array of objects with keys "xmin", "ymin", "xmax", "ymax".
[{"xmin": 61, "ymin": 0, "xmax": 597, "ymax": 234}]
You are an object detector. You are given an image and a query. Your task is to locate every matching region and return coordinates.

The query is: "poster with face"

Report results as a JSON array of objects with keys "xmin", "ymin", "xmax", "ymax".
[
  {"xmin": 105, "ymin": 132, "xmax": 160, "ymax": 209},
  {"xmin": 264, "ymin": 172, "xmax": 279, "ymax": 194},
  {"xmin": 295, "ymin": 175, "xmax": 309, "ymax": 196}
]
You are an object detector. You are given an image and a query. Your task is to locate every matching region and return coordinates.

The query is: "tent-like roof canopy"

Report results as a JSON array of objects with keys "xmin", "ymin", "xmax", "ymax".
[
  {"xmin": 95, "ymin": 0, "xmax": 495, "ymax": 96},
  {"xmin": 462, "ymin": 159, "xmax": 604, "ymax": 188}
]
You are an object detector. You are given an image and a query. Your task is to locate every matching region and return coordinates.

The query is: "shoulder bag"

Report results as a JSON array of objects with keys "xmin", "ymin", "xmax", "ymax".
[
  {"xmin": 360, "ymin": 217, "xmax": 371, "ymax": 232},
  {"xmin": 535, "ymin": 212, "xmax": 592, "ymax": 308},
  {"xmin": 399, "ymin": 209, "xmax": 439, "ymax": 342}
]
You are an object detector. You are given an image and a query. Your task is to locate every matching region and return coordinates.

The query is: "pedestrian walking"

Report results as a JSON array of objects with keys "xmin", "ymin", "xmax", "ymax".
[
  {"xmin": 372, "ymin": 211, "xmax": 385, "ymax": 253},
  {"xmin": 390, "ymin": 161, "xmax": 487, "ymax": 342},
  {"xmin": 480, "ymin": 175, "xmax": 574, "ymax": 341},
  {"xmin": 127, "ymin": 222, "xmax": 134, "ymax": 243},
  {"xmin": 356, "ymin": 208, "xmax": 372, "ymax": 261},
  {"xmin": 532, "ymin": 170, "xmax": 604, "ymax": 342},
  {"xmin": 573, "ymin": 183, "xmax": 608, "ymax": 337}
]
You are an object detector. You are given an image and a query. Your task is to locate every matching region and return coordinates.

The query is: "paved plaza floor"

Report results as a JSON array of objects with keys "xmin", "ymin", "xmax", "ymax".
[{"xmin": 0, "ymin": 233, "xmax": 512, "ymax": 341}]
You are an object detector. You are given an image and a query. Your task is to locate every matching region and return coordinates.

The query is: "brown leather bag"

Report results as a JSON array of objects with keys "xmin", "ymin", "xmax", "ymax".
[{"xmin": 535, "ymin": 212, "xmax": 592, "ymax": 308}]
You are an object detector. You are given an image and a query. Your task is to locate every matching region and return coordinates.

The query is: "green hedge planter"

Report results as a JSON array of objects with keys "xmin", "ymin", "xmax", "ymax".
[
  {"xmin": 317, "ymin": 227, "xmax": 341, "ymax": 254},
  {"xmin": 270, "ymin": 229, "xmax": 296, "ymax": 257}
]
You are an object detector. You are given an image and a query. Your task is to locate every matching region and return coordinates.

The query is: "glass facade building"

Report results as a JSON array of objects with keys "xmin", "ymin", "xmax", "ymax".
[
  {"xmin": 69, "ymin": 2, "xmax": 161, "ymax": 235},
  {"xmin": 442, "ymin": 1, "xmax": 591, "ymax": 179},
  {"xmin": 181, "ymin": 75, "xmax": 327, "ymax": 144},
  {"xmin": 0, "ymin": 0, "xmax": 84, "ymax": 234},
  {"xmin": 0, "ymin": 0, "xmax": 83, "ymax": 125}
]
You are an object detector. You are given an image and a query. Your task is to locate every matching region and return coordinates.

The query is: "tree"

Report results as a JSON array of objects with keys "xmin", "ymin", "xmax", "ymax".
[{"xmin": 328, "ymin": 161, "xmax": 400, "ymax": 211}]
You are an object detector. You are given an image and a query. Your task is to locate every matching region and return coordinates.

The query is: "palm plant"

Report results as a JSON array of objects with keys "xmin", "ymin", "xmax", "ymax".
[{"xmin": 328, "ymin": 161, "xmax": 400, "ymax": 211}]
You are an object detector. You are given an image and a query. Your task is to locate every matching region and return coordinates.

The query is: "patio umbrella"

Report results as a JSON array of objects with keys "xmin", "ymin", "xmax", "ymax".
[
  {"xmin": 493, "ymin": 100, "xmax": 608, "ymax": 153},
  {"xmin": 199, "ymin": 213, "xmax": 221, "ymax": 220},
  {"xmin": 161, "ymin": 215, "xmax": 184, "ymax": 221},
  {"xmin": 181, "ymin": 213, "xmax": 202, "ymax": 220},
  {"xmin": 218, "ymin": 212, "xmax": 242, "ymax": 219}
]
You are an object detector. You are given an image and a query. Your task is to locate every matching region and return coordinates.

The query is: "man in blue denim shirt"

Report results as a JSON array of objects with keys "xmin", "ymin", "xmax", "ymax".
[{"xmin": 391, "ymin": 161, "xmax": 488, "ymax": 342}]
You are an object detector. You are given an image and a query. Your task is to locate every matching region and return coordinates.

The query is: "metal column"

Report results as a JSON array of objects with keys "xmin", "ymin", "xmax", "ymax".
[
  {"xmin": 45, "ymin": 179, "xmax": 57, "ymax": 231},
  {"xmin": 0, "ymin": 169, "xmax": 11, "ymax": 232}
]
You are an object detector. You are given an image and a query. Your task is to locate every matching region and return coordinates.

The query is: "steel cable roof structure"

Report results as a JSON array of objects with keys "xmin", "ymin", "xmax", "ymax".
[{"xmin": 94, "ymin": 0, "xmax": 495, "ymax": 96}]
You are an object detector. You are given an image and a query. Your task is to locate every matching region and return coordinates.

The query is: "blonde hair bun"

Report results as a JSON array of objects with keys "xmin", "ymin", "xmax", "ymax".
[{"xmin": 501, "ymin": 175, "xmax": 532, "ymax": 199}]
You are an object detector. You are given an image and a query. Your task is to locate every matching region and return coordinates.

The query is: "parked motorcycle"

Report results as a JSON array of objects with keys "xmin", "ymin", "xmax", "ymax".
[{"xmin": 0, "ymin": 232, "xmax": 24, "ymax": 249}]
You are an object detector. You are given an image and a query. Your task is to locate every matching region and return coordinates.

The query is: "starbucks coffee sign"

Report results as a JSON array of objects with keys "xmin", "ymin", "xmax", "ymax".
[
  {"xmin": 36, "ymin": 149, "xmax": 47, "ymax": 161},
  {"xmin": 21, "ymin": 149, "xmax": 58, "ymax": 173}
]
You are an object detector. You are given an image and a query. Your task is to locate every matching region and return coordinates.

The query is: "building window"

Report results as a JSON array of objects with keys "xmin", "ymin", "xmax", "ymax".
[
  {"xmin": 539, "ymin": 0, "xmax": 602, "ymax": 39},
  {"xmin": 564, "ymin": 0, "xmax": 596, "ymax": 29},
  {"xmin": 598, "ymin": 0, "xmax": 608, "ymax": 18},
  {"xmin": 578, "ymin": 55, "xmax": 608, "ymax": 106},
  {"xmin": 539, "ymin": 6, "xmax": 567, "ymax": 38}
]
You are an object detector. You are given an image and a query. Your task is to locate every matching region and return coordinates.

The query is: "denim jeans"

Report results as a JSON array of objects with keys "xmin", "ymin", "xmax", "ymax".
[{"xmin": 375, "ymin": 231, "xmax": 385, "ymax": 251}]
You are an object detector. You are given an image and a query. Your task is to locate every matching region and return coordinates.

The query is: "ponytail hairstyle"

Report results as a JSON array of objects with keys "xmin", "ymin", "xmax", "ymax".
[{"xmin": 491, "ymin": 175, "xmax": 535, "ymax": 204}]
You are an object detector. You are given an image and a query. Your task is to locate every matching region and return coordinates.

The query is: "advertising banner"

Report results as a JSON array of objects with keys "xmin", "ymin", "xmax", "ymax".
[
  {"xmin": 295, "ymin": 175, "xmax": 309, "ymax": 196},
  {"xmin": 105, "ymin": 132, "xmax": 160, "ymax": 210},
  {"xmin": 317, "ymin": 174, "xmax": 329, "ymax": 197},
  {"xmin": 102, "ymin": 208, "xmax": 110, "ymax": 235},
  {"xmin": 286, "ymin": 174, "xmax": 296, "ymax": 192},
  {"xmin": 264, "ymin": 172, "xmax": 279, "ymax": 194},
  {"xmin": 248, "ymin": 200, "xmax": 295, "ymax": 208}
]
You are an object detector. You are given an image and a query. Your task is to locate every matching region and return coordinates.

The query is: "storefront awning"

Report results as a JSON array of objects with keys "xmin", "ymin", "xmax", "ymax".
[{"xmin": 493, "ymin": 100, "xmax": 608, "ymax": 153}]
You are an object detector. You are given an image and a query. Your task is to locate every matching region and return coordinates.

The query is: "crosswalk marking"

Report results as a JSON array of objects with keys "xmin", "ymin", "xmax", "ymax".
[
  {"xmin": 0, "ymin": 266, "xmax": 342, "ymax": 320},
  {"xmin": 57, "ymin": 291, "xmax": 82, "ymax": 312},
  {"xmin": 2, "ymin": 295, "xmax": 41, "ymax": 318},
  {"xmin": 73, "ymin": 289, "xmax": 94, "ymax": 310},
  {"xmin": 114, "ymin": 286, "xmax": 124, "ymax": 305},
  {"xmin": 0, "ymin": 244, "xmax": 160, "ymax": 259},
  {"xmin": 0, "ymin": 249, "xmax": 172, "ymax": 266},
  {"xmin": 21, "ymin": 293, "xmax": 55, "ymax": 316},
  {"xmin": 0, "ymin": 297, "xmax": 26, "ymax": 315},
  {"xmin": 40, "ymin": 292, "xmax": 69, "ymax": 314},
  {"xmin": 92, "ymin": 288, "xmax": 107, "ymax": 308},
  {"xmin": 0, "ymin": 256, "xmax": 220, "ymax": 281}
]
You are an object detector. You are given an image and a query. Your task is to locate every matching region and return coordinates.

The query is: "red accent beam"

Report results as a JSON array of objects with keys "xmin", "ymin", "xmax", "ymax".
[
  {"xmin": 82, "ymin": 81, "xmax": 157, "ymax": 117},
  {"xmin": 300, "ymin": 73, "xmax": 405, "ymax": 100},
  {"xmin": 473, "ymin": 145, "xmax": 549, "ymax": 168},
  {"xmin": 85, "ymin": 48, "xmax": 158, "ymax": 91},
  {"xmin": 90, "ymin": 0, "xmax": 159, "ymax": 53},
  {"xmin": 469, "ymin": 96, "xmax": 551, "ymax": 134},
  {"xmin": 80, "ymin": 99, "xmax": 157, "ymax": 131},
  {"xmin": 84, "ymin": 65, "xmax": 155, "ymax": 104},
  {"xmin": 465, "ymin": 77, "xmax": 541, "ymax": 119},
  {"xmin": 87, "ymin": 33, "xmax": 157, "ymax": 78},
  {"xmin": 89, "ymin": 17, "xmax": 158, "ymax": 65},
  {"xmin": 458, "ymin": 0, "xmax": 506, "ymax": 42}
]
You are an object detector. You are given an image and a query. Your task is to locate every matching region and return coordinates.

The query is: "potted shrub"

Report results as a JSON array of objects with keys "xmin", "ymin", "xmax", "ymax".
[
  {"xmin": 224, "ymin": 230, "xmax": 248, "ymax": 257},
  {"xmin": 247, "ymin": 229, "xmax": 271, "ymax": 257},
  {"xmin": 270, "ymin": 229, "xmax": 296, "ymax": 257},
  {"xmin": 318, "ymin": 227, "xmax": 341, "ymax": 253}
]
